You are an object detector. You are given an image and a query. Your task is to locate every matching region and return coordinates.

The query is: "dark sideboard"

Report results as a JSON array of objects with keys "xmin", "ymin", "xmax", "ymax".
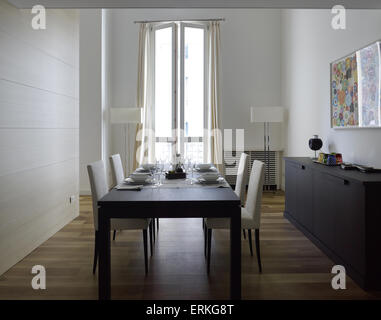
[{"xmin": 284, "ymin": 157, "xmax": 381, "ymax": 290}]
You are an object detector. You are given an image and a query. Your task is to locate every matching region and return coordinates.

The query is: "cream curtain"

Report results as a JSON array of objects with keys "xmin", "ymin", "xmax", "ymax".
[
  {"xmin": 207, "ymin": 21, "xmax": 224, "ymax": 173},
  {"xmin": 133, "ymin": 23, "xmax": 155, "ymax": 170}
]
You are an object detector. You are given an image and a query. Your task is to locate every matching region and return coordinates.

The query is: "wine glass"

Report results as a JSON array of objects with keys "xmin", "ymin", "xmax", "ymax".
[
  {"xmin": 154, "ymin": 159, "xmax": 161, "ymax": 186},
  {"xmin": 158, "ymin": 159, "xmax": 164, "ymax": 185}
]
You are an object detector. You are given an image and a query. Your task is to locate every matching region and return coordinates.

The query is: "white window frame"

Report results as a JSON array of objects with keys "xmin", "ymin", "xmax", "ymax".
[
  {"xmin": 179, "ymin": 22, "xmax": 208, "ymax": 163},
  {"xmin": 152, "ymin": 21, "xmax": 208, "ymax": 162},
  {"xmin": 152, "ymin": 22, "xmax": 177, "ymax": 161}
]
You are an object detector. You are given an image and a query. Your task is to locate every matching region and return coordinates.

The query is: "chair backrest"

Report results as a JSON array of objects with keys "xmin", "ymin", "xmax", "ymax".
[
  {"xmin": 245, "ymin": 160, "xmax": 265, "ymax": 227},
  {"xmin": 109, "ymin": 154, "xmax": 125, "ymax": 187},
  {"xmin": 234, "ymin": 153, "xmax": 249, "ymax": 205},
  {"xmin": 87, "ymin": 160, "xmax": 109, "ymax": 231}
]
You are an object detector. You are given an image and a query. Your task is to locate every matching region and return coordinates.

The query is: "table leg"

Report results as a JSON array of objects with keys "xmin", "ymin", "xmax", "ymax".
[
  {"xmin": 230, "ymin": 206, "xmax": 241, "ymax": 300},
  {"xmin": 98, "ymin": 207, "xmax": 111, "ymax": 300}
]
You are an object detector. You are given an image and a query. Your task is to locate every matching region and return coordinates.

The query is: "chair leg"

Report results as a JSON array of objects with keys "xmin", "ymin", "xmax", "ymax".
[
  {"xmin": 243, "ymin": 229, "xmax": 246, "ymax": 239},
  {"xmin": 255, "ymin": 229, "xmax": 262, "ymax": 273},
  {"xmin": 247, "ymin": 229, "xmax": 253, "ymax": 257},
  {"xmin": 112, "ymin": 230, "xmax": 116, "ymax": 241},
  {"xmin": 143, "ymin": 230, "xmax": 148, "ymax": 275},
  {"xmin": 92, "ymin": 231, "xmax": 98, "ymax": 274},
  {"xmin": 149, "ymin": 222, "xmax": 153, "ymax": 257},
  {"xmin": 207, "ymin": 228, "xmax": 212, "ymax": 274},
  {"xmin": 157, "ymin": 218, "xmax": 159, "ymax": 231},
  {"xmin": 152, "ymin": 219, "xmax": 156, "ymax": 243}
]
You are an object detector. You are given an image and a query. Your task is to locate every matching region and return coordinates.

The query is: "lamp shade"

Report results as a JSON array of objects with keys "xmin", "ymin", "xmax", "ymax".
[
  {"xmin": 250, "ymin": 106, "xmax": 284, "ymax": 123},
  {"xmin": 110, "ymin": 108, "xmax": 142, "ymax": 124}
]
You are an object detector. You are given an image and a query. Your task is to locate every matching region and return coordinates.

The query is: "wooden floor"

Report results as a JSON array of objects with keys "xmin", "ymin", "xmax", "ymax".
[{"xmin": 0, "ymin": 191, "xmax": 380, "ymax": 300}]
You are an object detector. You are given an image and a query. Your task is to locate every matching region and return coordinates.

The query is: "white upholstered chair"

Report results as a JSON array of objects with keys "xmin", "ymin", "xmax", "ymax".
[
  {"xmin": 110, "ymin": 154, "xmax": 159, "ymax": 240},
  {"xmin": 234, "ymin": 153, "xmax": 250, "ymax": 240},
  {"xmin": 234, "ymin": 153, "xmax": 249, "ymax": 205},
  {"xmin": 204, "ymin": 160, "xmax": 265, "ymax": 274},
  {"xmin": 87, "ymin": 159, "xmax": 152, "ymax": 275},
  {"xmin": 109, "ymin": 154, "xmax": 125, "ymax": 188},
  {"xmin": 202, "ymin": 153, "xmax": 249, "ymax": 234}
]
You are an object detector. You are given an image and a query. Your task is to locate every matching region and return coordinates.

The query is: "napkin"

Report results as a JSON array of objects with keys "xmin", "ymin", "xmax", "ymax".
[{"xmin": 115, "ymin": 185, "xmax": 142, "ymax": 191}]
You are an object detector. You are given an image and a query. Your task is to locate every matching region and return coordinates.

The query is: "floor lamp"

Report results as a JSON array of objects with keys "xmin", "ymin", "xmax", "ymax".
[
  {"xmin": 110, "ymin": 108, "xmax": 142, "ymax": 174},
  {"xmin": 250, "ymin": 106, "xmax": 284, "ymax": 190}
]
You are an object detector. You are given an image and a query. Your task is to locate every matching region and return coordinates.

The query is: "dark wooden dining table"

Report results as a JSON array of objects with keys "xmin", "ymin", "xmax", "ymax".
[{"xmin": 97, "ymin": 179, "xmax": 242, "ymax": 300}]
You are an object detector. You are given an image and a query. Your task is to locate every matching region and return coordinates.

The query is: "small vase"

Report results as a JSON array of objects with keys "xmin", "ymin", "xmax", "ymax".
[{"xmin": 309, "ymin": 135, "xmax": 323, "ymax": 159}]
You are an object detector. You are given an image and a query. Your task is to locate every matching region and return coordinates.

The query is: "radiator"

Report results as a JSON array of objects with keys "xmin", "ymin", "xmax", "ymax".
[{"xmin": 224, "ymin": 150, "xmax": 281, "ymax": 189}]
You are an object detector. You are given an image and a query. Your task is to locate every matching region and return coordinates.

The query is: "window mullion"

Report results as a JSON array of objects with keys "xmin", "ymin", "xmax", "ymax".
[{"xmin": 179, "ymin": 22, "xmax": 185, "ymax": 158}]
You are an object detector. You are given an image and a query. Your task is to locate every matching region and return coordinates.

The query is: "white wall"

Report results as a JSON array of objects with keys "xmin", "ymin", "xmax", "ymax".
[
  {"xmin": 102, "ymin": 9, "xmax": 112, "ymax": 186},
  {"xmin": 281, "ymin": 9, "xmax": 381, "ymax": 173},
  {"xmin": 0, "ymin": 1, "xmax": 79, "ymax": 275},
  {"xmin": 79, "ymin": 9, "xmax": 102, "ymax": 195},
  {"xmin": 79, "ymin": 9, "xmax": 112, "ymax": 194},
  {"xmin": 107, "ymin": 9, "xmax": 283, "ymax": 173}
]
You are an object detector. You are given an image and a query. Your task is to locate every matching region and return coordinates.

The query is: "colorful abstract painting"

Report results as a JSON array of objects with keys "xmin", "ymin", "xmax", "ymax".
[
  {"xmin": 331, "ymin": 53, "xmax": 359, "ymax": 127},
  {"xmin": 358, "ymin": 42, "xmax": 380, "ymax": 126},
  {"xmin": 331, "ymin": 40, "xmax": 381, "ymax": 128}
]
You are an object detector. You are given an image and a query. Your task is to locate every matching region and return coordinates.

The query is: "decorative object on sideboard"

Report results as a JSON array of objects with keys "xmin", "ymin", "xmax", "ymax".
[
  {"xmin": 340, "ymin": 163, "xmax": 381, "ymax": 173},
  {"xmin": 314, "ymin": 152, "xmax": 343, "ymax": 166},
  {"xmin": 308, "ymin": 135, "xmax": 323, "ymax": 159}
]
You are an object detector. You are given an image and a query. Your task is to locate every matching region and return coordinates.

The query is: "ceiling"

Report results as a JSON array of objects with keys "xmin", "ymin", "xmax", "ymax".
[{"xmin": 7, "ymin": 0, "xmax": 381, "ymax": 9}]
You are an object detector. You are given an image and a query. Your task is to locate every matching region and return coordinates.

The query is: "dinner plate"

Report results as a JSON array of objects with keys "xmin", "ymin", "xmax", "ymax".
[
  {"xmin": 200, "ymin": 172, "xmax": 220, "ymax": 181},
  {"xmin": 125, "ymin": 177, "xmax": 153, "ymax": 185},
  {"xmin": 196, "ymin": 163, "xmax": 213, "ymax": 170},
  {"xmin": 197, "ymin": 177, "xmax": 224, "ymax": 184},
  {"xmin": 195, "ymin": 166, "xmax": 217, "ymax": 172},
  {"xmin": 129, "ymin": 173, "xmax": 151, "ymax": 181},
  {"xmin": 131, "ymin": 171, "xmax": 151, "ymax": 176},
  {"xmin": 141, "ymin": 163, "xmax": 156, "ymax": 171}
]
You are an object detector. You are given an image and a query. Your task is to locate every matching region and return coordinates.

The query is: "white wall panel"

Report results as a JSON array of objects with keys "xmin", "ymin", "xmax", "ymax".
[
  {"xmin": 0, "ymin": 129, "xmax": 78, "ymax": 177},
  {"xmin": 0, "ymin": 30, "xmax": 77, "ymax": 98},
  {"xmin": 0, "ymin": 80, "xmax": 78, "ymax": 129},
  {"xmin": 0, "ymin": 0, "xmax": 79, "ymax": 275},
  {"xmin": 0, "ymin": 1, "xmax": 78, "ymax": 68}
]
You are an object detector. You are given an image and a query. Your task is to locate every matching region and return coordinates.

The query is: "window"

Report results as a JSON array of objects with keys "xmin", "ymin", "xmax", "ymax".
[{"xmin": 153, "ymin": 22, "xmax": 207, "ymax": 163}]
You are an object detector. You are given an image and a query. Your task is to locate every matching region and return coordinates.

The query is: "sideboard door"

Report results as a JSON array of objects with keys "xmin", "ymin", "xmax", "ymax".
[
  {"xmin": 313, "ymin": 172, "xmax": 365, "ymax": 275},
  {"xmin": 296, "ymin": 165, "xmax": 313, "ymax": 230},
  {"xmin": 333, "ymin": 180, "xmax": 365, "ymax": 275},
  {"xmin": 285, "ymin": 162, "xmax": 297, "ymax": 219},
  {"xmin": 313, "ymin": 172, "xmax": 336, "ymax": 249},
  {"xmin": 285, "ymin": 161, "xmax": 312, "ymax": 230}
]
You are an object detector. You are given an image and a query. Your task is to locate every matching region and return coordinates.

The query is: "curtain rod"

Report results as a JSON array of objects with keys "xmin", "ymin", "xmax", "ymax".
[{"xmin": 134, "ymin": 18, "xmax": 225, "ymax": 24}]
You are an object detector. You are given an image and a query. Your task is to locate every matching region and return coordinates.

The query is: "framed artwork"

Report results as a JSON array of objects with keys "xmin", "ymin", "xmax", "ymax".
[{"xmin": 331, "ymin": 40, "xmax": 381, "ymax": 128}]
